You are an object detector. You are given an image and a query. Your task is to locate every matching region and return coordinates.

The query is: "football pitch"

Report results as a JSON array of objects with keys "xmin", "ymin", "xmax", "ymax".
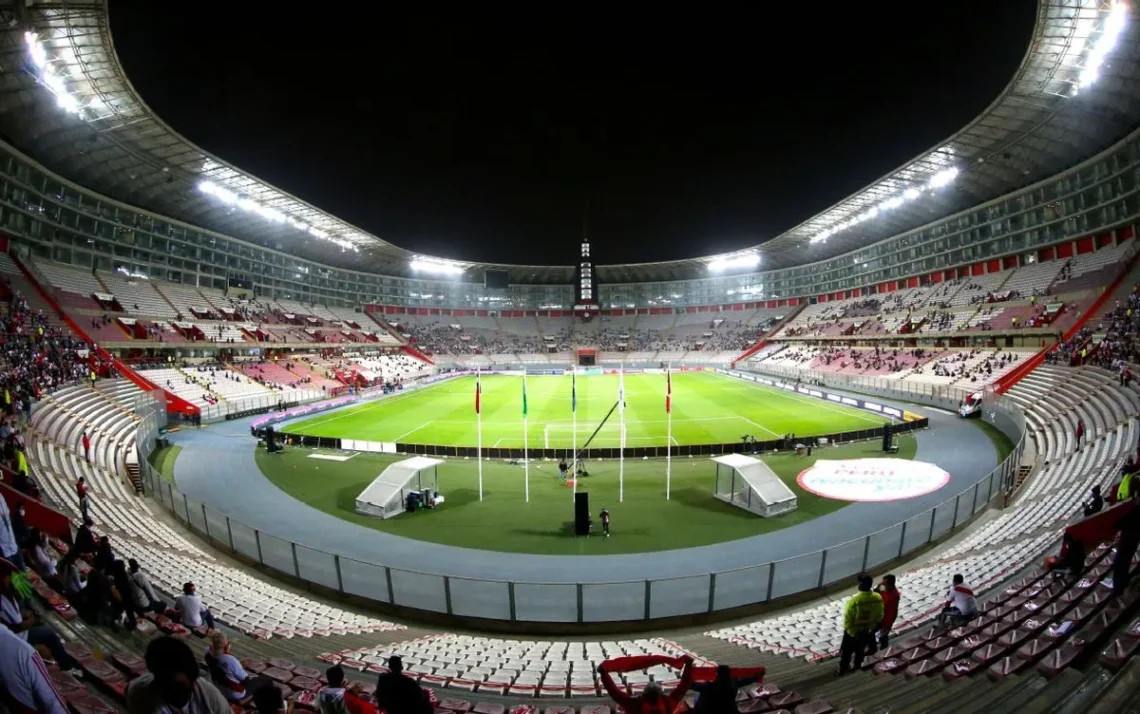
[
  {"xmin": 281, "ymin": 372, "xmax": 891, "ymax": 449},
  {"xmin": 254, "ymin": 435, "xmax": 918, "ymax": 554}
]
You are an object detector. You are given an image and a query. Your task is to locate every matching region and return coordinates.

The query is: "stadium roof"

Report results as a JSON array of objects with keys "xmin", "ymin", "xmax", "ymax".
[{"xmin": 0, "ymin": 1, "xmax": 1137, "ymax": 286}]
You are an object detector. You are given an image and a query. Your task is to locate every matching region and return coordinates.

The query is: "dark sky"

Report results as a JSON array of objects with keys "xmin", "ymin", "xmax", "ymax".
[{"xmin": 109, "ymin": 2, "xmax": 1037, "ymax": 266}]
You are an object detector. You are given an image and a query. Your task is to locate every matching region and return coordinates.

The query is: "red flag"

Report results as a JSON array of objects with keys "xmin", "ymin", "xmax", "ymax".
[
  {"xmin": 666, "ymin": 367, "xmax": 672, "ymax": 414},
  {"xmin": 475, "ymin": 374, "xmax": 481, "ymax": 414}
]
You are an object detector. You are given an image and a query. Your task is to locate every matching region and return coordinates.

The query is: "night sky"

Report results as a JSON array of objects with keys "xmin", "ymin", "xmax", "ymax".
[{"xmin": 109, "ymin": 2, "xmax": 1037, "ymax": 267}]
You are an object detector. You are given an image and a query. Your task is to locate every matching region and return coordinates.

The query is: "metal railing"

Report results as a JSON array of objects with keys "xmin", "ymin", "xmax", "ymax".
[
  {"xmin": 136, "ymin": 378, "xmax": 1026, "ymax": 624},
  {"xmin": 192, "ymin": 389, "xmax": 326, "ymax": 422}
]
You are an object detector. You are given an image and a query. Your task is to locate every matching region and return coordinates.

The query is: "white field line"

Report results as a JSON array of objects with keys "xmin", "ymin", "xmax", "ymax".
[
  {"xmin": 392, "ymin": 422, "xmax": 435, "ymax": 441},
  {"xmin": 741, "ymin": 417, "xmax": 781, "ymax": 438}
]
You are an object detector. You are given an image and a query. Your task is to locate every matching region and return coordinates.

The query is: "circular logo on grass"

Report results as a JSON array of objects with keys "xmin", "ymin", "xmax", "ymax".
[{"xmin": 797, "ymin": 458, "xmax": 951, "ymax": 502}]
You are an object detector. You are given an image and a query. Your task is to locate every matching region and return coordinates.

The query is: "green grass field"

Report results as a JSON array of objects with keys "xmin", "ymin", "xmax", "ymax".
[
  {"xmin": 282, "ymin": 372, "xmax": 890, "ymax": 449},
  {"xmin": 254, "ymin": 435, "xmax": 918, "ymax": 554}
]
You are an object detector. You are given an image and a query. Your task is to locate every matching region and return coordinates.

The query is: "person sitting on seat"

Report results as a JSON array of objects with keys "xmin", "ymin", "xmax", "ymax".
[
  {"xmin": 204, "ymin": 632, "xmax": 273, "ymax": 703},
  {"xmin": 936, "ymin": 573, "xmax": 978, "ymax": 628},
  {"xmin": 318, "ymin": 665, "xmax": 376, "ymax": 714},
  {"xmin": 1083, "ymin": 485, "xmax": 1104, "ymax": 517},
  {"xmin": 1046, "ymin": 533, "xmax": 1087, "ymax": 581}
]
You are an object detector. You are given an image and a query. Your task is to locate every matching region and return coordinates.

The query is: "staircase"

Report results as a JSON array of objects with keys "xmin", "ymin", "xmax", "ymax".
[
  {"xmin": 125, "ymin": 461, "xmax": 143, "ymax": 495},
  {"xmin": 151, "ymin": 282, "xmax": 182, "ymax": 317}
]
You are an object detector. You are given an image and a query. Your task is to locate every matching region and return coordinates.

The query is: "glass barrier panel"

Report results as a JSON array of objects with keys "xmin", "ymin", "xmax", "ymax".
[
  {"xmin": 294, "ymin": 545, "xmax": 340, "ymax": 591},
  {"xmin": 338, "ymin": 558, "xmax": 390, "ymax": 603},
  {"xmin": 513, "ymin": 583, "xmax": 578, "ymax": 622},
  {"xmin": 649, "ymin": 575, "xmax": 711, "ymax": 619},
  {"xmin": 865, "ymin": 523, "xmax": 905, "ymax": 570},
  {"xmin": 713, "ymin": 565, "xmax": 771, "ymax": 610},
  {"xmin": 186, "ymin": 499, "xmax": 208, "ymax": 536},
  {"xmin": 228, "ymin": 521, "xmax": 261, "ymax": 563},
  {"xmin": 447, "ymin": 577, "xmax": 512, "ymax": 620},
  {"xmin": 581, "ymin": 582, "xmax": 645, "ymax": 622},
  {"xmin": 202, "ymin": 507, "xmax": 231, "ymax": 548},
  {"xmin": 388, "ymin": 569, "xmax": 448, "ymax": 613},
  {"xmin": 974, "ymin": 473, "xmax": 994, "ymax": 513},
  {"xmin": 900, "ymin": 511, "xmax": 932, "ymax": 555},
  {"xmin": 258, "ymin": 532, "xmax": 297, "ymax": 576},
  {"xmin": 822, "ymin": 538, "xmax": 867, "ymax": 586},
  {"xmin": 172, "ymin": 491, "xmax": 189, "ymax": 523},
  {"xmin": 931, "ymin": 499, "xmax": 957, "ymax": 539},
  {"xmin": 770, "ymin": 552, "xmax": 823, "ymax": 599}
]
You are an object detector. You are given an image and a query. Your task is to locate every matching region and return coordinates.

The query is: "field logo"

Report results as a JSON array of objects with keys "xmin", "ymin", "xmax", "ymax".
[{"xmin": 797, "ymin": 458, "xmax": 951, "ymax": 502}]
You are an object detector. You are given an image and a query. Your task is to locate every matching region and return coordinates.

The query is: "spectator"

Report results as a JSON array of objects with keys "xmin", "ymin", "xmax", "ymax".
[
  {"xmin": 0, "ymin": 558, "xmax": 82, "ymax": 674},
  {"xmin": 127, "ymin": 559, "xmax": 165, "ymax": 614},
  {"xmin": 598, "ymin": 654, "xmax": 695, "ymax": 714},
  {"xmin": 1083, "ymin": 485, "xmax": 1104, "ymax": 517},
  {"xmin": 838, "ymin": 574, "xmax": 883, "ymax": 675},
  {"xmin": 319, "ymin": 665, "xmax": 377, "ymax": 714},
  {"xmin": 0, "ymin": 494, "xmax": 23, "ymax": 571},
  {"xmin": 75, "ymin": 476, "xmax": 89, "ymax": 521},
  {"xmin": 0, "ymin": 622, "xmax": 68, "ymax": 714},
  {"xmin": 936, "ymin": 573, "xmax": 978, "ymax": 628},
  {"xmin": 110, "ymin": 559, "xmax": 138, "ymax": 629},
  {"xmin": 875, "ymin": 574, "xmax": 900, "ymax": 648},
  {"xmin": 72, "ymin": 518, "xmax": 97, "ymax": 556},
  {"xmin": 59, "ymin": 549, "xmax": 84, "ymax": 597},
  {"xmin": 1047, "ymin": 533, "xmax": 1087, "ymax": 581},
  {"xmin": 28, "ymin": 528, "xmax": 58, "ymax": 583},
  {"xmin": 1076, "ymin": 418, "xmax": 1085, "ymax": 450},
  {"xmin": 205, "ymin": 631, "xmax": 273, "ymax": 703},
  {"xmin": 1111, "ymin": 504, "xmax": 1140, "ymax": 596},
  {"xmin": 93, "ymin": 535, "xmax": 114, "ymax": 572},
  {"xmin": 174, "ymin": 582, "xmax": 215, "ymax": 631},
  {"xmin": 75, "ymin": 562, "xmax": 117, "ymax": 628},
  {"xmin": 374, "ymin": 656, "xmax": 432, "ymax": 714},
  {"xmin": 252, "ymin": 685, "xmax": 289, "ymax": 714},
  {"xmin": 691, "ymin": 663, "xmax": 763, "ymax": 714},
  {"xmin": 127, "ymin": 636, "xmax": 230, "ymax": 714}
]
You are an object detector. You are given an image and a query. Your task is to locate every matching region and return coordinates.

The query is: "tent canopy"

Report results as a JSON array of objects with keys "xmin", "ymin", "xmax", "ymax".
[
  {"xmin": 712, "ymin": 454, "xmax": 797, "ymax": 518},
  {"xmin": 355, "ymin": 456, "xmax": 443, "ymax": 519}
]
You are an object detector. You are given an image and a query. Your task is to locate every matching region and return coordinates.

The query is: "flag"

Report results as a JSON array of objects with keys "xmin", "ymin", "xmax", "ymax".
[
  {"xmin": 571, "ymin": 370, "xmax": 577, "ymax": 414},
  {"xmin": 666, "ymin": 367, "xmax": 672, "ymax": 414},
  {"xmin": 475, "ymin": 374, "xmax": 481, "ymax": 414},
  {"xmin": 522, "ymin": 377, "xmax": 528, "ymax": 417},
  {"xmin": 618, "ymin": 370, "xmax": 625, "ymax": 413}
]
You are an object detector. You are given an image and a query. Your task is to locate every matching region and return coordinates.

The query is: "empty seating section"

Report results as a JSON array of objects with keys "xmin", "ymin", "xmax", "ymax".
[
  {"xmin": 949, "ymin": 271, "xmax": 1010, "ymax": 306},
  {"xmin": 26, "ymin": 381, "xmax": 405, "ymax": 640},
  {"xmin": 706, "ymin": 362, "xmax": 1139, "ymax": 661},
  {"xmin": 156, "ymin": 282, "xmax": 218, "ymax": 317},
  {"xmin": 194, "ymin": 321, "xmax": 252, "ymax": 343},
  {"xmin": 136, "ymin": 365, "xmax": 277, "ymax": 407},
  {"xmin": 33, "ymin": 258, "xmax": 105, "ymax": 302},
  {"xmin": 99, "ymin": 272, "xmax": 178, "ymax": 318},
  {"xmin": 1000, "ymin": 260, "xmax": 1065, "ymax": 297},
  {"xmin": 321, "ymin": 635, "xmax": 702, "ymax": 697}
]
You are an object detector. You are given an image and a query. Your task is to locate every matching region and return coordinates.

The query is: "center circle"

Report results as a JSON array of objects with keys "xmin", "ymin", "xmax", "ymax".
[{"xmin": 796, "ymin": 458, "xmax": 951, "ymax": 502}]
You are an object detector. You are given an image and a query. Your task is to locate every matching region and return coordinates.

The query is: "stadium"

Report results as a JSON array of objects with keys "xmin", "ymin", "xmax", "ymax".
[{"xmin": 2, "ymin": 1, "xmax": 1140, "ymax": 713}]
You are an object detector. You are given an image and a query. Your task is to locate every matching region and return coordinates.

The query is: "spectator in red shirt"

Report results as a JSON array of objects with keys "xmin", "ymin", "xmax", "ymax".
[
  {"xmin": 875, "ymin": 574, "xmax": 900, "ymax": 648},
  {"xmin": 75, "ymin": 477, "xmax": 88, "ymax": 522},
  {"xmin": 1076, "ymin": 418, "xmax": 1085, "ymax": 450},
  {"xmin": 598, "ymin": 654, "xmax": 695, "ymax": 714},
  {"xmin": 81, "ymin": 432, "xmax": 91, "ymax": 463}
]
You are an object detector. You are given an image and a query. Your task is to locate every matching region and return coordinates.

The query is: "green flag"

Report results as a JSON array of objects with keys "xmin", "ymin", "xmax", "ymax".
[{"xmin": 522, "ymin": 376, "xmax": 528, "ymax": 417}]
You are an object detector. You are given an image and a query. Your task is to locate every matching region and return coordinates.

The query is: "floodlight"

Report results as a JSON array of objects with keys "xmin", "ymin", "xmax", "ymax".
[
  {"xmin": 707, "ymin": 251, "xmax": 760, "ymax": 273},
  {"xmin": 410, "ymin": 257, "xmax": 465, "ymax": 276}
]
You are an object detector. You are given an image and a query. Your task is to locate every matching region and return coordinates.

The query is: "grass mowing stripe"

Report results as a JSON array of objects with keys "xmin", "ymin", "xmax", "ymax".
[{"xmin": 282, "ymin": 372, "xmax": 891, "ymax": 449}]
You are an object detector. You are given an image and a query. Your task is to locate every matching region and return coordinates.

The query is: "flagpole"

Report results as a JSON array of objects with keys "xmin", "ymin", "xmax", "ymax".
[
  {"xmin": 477, "ymin": 369, "xmax": 483, "ymax": 501},
  {"xmin": 572, "ymin": 365, "xmax": 578, "ymax": 501},
  {"xmin": 619, "ymin": 363, "xmax": 625, "ymax": 503},
  {"xmin": 523, "ymin": 372, "xmax": 530, "ymax": 503},
  {"xmin": 666, "ymin": 362, "xmax": 672, "ymax": 501}
]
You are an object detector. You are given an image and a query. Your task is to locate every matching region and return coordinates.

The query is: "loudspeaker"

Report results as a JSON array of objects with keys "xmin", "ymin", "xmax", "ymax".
[{"xmin": 574, "ymin": 492, "xmax": 590, "ymax": 536}]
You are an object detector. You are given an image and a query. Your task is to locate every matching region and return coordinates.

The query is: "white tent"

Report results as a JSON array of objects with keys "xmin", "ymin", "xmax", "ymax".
[
  {"xmin": 712, "ymin": 453, "xmax": 797, "ymax": 517},
  {"xmin": 355, "ymin": 456, "xmax": 443, "ymax": 519}
]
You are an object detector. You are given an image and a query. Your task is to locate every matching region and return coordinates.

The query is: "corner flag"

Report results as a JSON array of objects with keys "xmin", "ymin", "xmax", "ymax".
[
  {"xmin": 475, "ymin": 374, "xmax": 481, "ymax": 414},
  {"xmin": 571, "ymin": 369, "xmax": 577, "ymax": 413},
  {"xmin": 666, "ymin": 366, "xmax": 672, "ymax": 414},
  {"xmin": 522, "ymin": 377, "xmax": 528, "ymax": 417}
]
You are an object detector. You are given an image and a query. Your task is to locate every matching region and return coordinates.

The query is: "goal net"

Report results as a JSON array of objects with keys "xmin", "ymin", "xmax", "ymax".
[{"xmin": 712, "ymin": 454, "xmax": 797, "ymax": 518}]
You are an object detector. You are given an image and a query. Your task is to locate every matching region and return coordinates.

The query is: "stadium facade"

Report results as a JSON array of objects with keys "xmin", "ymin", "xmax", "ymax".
[{"xmin": 0, "ymin": 1, "xmax": 1135, "ymax": 315}]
